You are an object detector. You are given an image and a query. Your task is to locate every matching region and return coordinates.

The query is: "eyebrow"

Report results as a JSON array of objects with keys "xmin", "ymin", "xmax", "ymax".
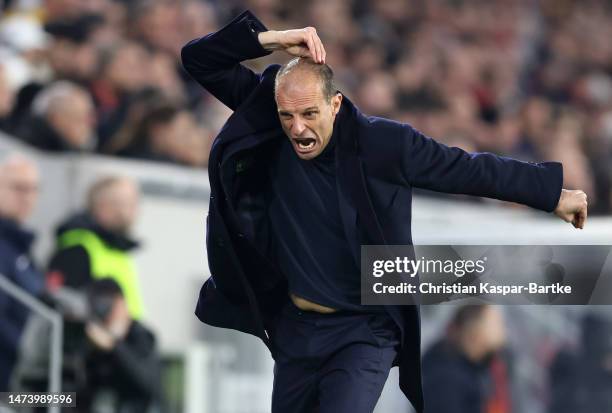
[{"xmin": 278, "ymin": 107, "xmax": 319, "ymax": 115}]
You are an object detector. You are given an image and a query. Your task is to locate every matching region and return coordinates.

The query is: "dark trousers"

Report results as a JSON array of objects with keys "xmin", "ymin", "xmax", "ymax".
[{"xmin": 270, "ymin": 300, "xmax": 400, "ymax": 413}]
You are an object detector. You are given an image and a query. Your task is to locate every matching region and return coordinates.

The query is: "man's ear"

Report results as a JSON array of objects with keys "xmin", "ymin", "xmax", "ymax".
[{"xmin": 331, "ymin": 93, "xmax": 343, "ymax": 115}]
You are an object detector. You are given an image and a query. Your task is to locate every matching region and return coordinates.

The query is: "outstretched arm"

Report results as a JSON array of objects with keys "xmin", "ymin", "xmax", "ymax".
[
  {"xmin": 181, "ymin": 10, "xmax": 325, "ymax": 111},
  {"xmin": 401, "ymin": 125, "xmax": 588, "ymax": 228}
]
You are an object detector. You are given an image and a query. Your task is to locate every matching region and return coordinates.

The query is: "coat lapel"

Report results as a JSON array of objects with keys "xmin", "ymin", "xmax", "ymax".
[{"xmin": 335, "ymin": 99, "xmax": 388, "ymax": 269}]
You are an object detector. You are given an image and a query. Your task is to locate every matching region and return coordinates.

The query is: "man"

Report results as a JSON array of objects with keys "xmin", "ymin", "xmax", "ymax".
[
  {"xmin": 0, "ymin": 63, "xmax": 16, "ymax": 132},
  {"xmin": 423, "ymin": 305, "xmax": 511, "ymax": 413},
  {"xmin": 80, "ymin": 278, "xmax": 161, "ymax": 413},
  {"xmin": 13, "ymin": 278, "xmax": 161, "ymax": 413},
  {"xmin": 181, "ymin": 11, "xmax": 588, "ymax": 413},
  {"xmin": 47, "ymin": 176, "xmax": 144, "ymax": 319},
  {"xmin": 0, "ymin": 154, "xmax": 43, "ymax": 391},
  {"xmin": 19, "ymin": 80, "xmax": 96, "ymax": 152},
  {"xmin": 549, "ymin": 313, "xmax": 612, "ymax": 413}
]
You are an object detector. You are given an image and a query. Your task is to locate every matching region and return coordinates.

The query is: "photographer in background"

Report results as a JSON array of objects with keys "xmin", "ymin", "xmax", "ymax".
[
  {"xmin": 14, "ymin": 278, "xmax": 161, "ymax": 413},
  {"xmin": 80, "ymin": 278, "xmax": 161, "ymax": 413}
]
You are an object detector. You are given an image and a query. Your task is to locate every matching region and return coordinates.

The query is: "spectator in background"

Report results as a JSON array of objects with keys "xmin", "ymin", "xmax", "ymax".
[
  {"xmin": 43, "ymin": 14, "xmax": 103, "ymax": 84},
  {"xmin": 80, "ymin": 278, "xmax": 161, "ymax": 413},
  {"xmin": 39, "ymin": 0, "xmax": 89, "ymax": 22},
  {"xmin": 0, "ymin": 154, "xmax": 43, "ymax": 391},
  {"xmin": 17, "ymin": 81, "xmax": 96, "ymax": 152},
  {"xmin": 0, "ymin": 14, "xmax": 49, "ymax": 89},
  {"xmin": 108, "ymin": 99, "xmax": 210, "ymax": 167},
  {"xmin": 91, "ymin": 41, "xmax": 150, "ymax": 147},
  {"xmin": 47, "ymin": 176, "xmax": 144, "ymax": 319},
  {"xmin": 423, "ymin": 305, "xmax": 511, "ymax": 413},
  {"xmin": 0, "ymin": 64, "xmax": 16, "ymax": 132},
  {"xmin": 13, "ymin": 278, "xmax": 161, "ymax": 413},
  {"xmin": 130, "ymin": 0, "xmax": 184, "ymax": 56},
  {"xmin": 114, "ymin": 102, "xmax": 182, "ymax": 162},
  {"xmin": 549, "ymin": 313, "xmax": 612, "ymax": 413}
]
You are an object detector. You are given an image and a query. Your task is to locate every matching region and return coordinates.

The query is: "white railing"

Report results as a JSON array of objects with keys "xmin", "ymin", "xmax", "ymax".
[{"xmin": 0, "ymin": 274, "xmax": 63, "ymax": 413}]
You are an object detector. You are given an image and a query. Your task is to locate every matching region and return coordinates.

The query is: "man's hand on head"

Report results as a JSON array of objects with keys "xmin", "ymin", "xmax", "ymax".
[
  {"xmin": 554, "ymin": 189, "xmax": 588, "ymax": 229},
  {"xmin": 258, "ymin": 27, "xmax": 326, "ymax": 63}
]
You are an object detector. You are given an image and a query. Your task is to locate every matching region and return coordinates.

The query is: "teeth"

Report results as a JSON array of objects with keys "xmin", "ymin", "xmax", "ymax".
[{"xmin": 297, "ymin": 141, "xmax": 315, "ymax": 150}]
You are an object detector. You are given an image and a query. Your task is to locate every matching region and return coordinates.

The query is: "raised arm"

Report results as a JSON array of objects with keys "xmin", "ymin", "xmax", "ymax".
[
  {"xmin": 401, "ymin": 125, "xmax": 588, "ymax": 228},
  {"xmin": 181, "ymin": 10, "xmax": 326, "ymax": 111},
  {"xmin": 181, "ymin": 11, "xmax": 271, "ymax": 111}
]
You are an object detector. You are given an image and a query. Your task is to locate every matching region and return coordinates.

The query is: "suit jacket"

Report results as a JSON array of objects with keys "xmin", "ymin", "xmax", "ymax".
[
  {"xmin": 181, "ymin": 11, "xmax": 563, "ymax": 413},
  {"xmin": 0, "ymin": 217, "xmax": 43, "ymax": 391}
]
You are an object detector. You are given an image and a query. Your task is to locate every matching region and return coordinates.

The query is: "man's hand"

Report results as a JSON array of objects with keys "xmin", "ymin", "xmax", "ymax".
[
  {"xmin": 258, "ymin": 28, "xmax": 326, "ymax": 63},
  {"xmin": 554, "ymin": 189, "xmax": 588, "ymax": 229},
  {"xmin": 86, "ymin": 322, "xmax": 116, "ymax": 351}
]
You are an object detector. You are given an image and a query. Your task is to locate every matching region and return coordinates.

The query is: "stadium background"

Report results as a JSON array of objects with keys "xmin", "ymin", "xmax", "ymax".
[{"xmin": 0, "ymin": 0, "xmax": 611, "ymax": 412}]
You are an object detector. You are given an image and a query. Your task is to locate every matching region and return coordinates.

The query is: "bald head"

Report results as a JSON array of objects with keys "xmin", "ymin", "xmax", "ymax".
[
  {"xmin": 88, "ymin": 176, "xmax": 140, "ymax": 234},
  {"xmin": 0, "ymin": 154, "xmax": 40, "ymax": 223},
  {"xmin": 275, "ymin": 57, "xmax": 336, "ymax": 101}
]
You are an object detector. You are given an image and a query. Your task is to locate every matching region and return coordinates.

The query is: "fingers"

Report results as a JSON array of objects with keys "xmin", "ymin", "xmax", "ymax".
[
  {"xmin": 572, "ymin": 211, "xmax": 585, "ymax": 229},
  {"xmin": 577, "ymin": 203, "xmax": 588, "ymax": 229},
  {"xmin": 313, "ymin": 29, "xmax": 325, "ymax": 63},
  {"xmin": 313, "ymin": 31, "xmax": 323, "ymax": 63},
  {"xmin": 304, "ymin": 27, "xmax": 325, "ymax": 63},
  {"xmin": 578, "ymin": 192, "xmax": 588, "ymax": 229},
  {"xmin": 304, "ymin": 30, "xmax": 317, "ymax": 60},
  {"xmin": 283, "ymin": 27, "xmax": 326, "ymax": 62},
  {"xmin": 572, "ymin": 194, "xmax": 588, "ymax": 229}
]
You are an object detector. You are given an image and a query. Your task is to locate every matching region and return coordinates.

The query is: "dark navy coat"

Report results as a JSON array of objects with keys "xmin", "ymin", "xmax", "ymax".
[
  {"xmin": 181, "ymin": 11, "xmax": 563, "ymax": 413},
  {"xmin": 0, "ymin": 217, "xmax": 43, "ymax": 391}
]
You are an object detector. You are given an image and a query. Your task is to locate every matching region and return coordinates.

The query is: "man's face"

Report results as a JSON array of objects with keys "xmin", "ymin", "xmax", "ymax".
[
  {"xmin": 475, "ymin": 306, "xmax": 507, "ymax": 353},
  {"xmin": 0, "ymin": 160, "xmax": 39, "ymax": 224},
  {"xmin": 49, "ymin": 90, "xmax": 95, "ymax": 149},
  {"xmin": 94, "ymin": 180, "xmax": 140, "ymax": 234},
  {"xmin": 276, "ymin": 72, "xmax": 342, "ymax": 160}
]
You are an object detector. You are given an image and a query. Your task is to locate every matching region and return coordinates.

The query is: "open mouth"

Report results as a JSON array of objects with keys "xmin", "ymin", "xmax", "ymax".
[{"xmin": 293, "ymin": 138, "xmax": 317, "ymax": 152}]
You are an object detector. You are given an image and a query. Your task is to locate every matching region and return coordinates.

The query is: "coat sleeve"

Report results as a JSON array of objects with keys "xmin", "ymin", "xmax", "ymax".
[
  {"xmin": 0, "ymin": 297, "xmax": 23, "ymax": 354},
  {"xmin": 47, "ymin": 246, "xmax": 92, "ymax": 288},
  {"xmin": 110, "ymin": 323, "xmax": 161, "ymax": 398},
  {"xmin": 180, "ymin": 10, "xmax": 272, "ymax": 111},
  {"xmin": 401, "ymin": 125, "xmax": 564, "ymax": 212}
]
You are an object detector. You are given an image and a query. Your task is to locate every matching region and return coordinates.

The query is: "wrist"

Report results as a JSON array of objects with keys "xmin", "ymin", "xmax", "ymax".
[
  {"xmin": 258, "ymin": 30, "xmax": 282, "ymax": 51},
  {"xmin": 554, "ymin": 189, "xmax": 565, "ymax": 212}
]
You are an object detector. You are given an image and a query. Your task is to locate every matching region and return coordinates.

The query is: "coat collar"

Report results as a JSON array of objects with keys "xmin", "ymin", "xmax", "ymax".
[{"xmin": 0, "ymin": 216, "xmax": 35, "ymax": 253}]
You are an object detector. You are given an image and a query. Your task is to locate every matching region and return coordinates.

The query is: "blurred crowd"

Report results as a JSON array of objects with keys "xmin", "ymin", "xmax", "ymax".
[
  {"xmin": 422, "ymin": 305, "xmax": 612, "ymax": 413},
  {"xmin": 0, "ymin": 153, "xmax": 161, "ymax": 412},
  {"xmin": 1, "ymin": 0, "xmax": 612, "ymax": 212}
]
